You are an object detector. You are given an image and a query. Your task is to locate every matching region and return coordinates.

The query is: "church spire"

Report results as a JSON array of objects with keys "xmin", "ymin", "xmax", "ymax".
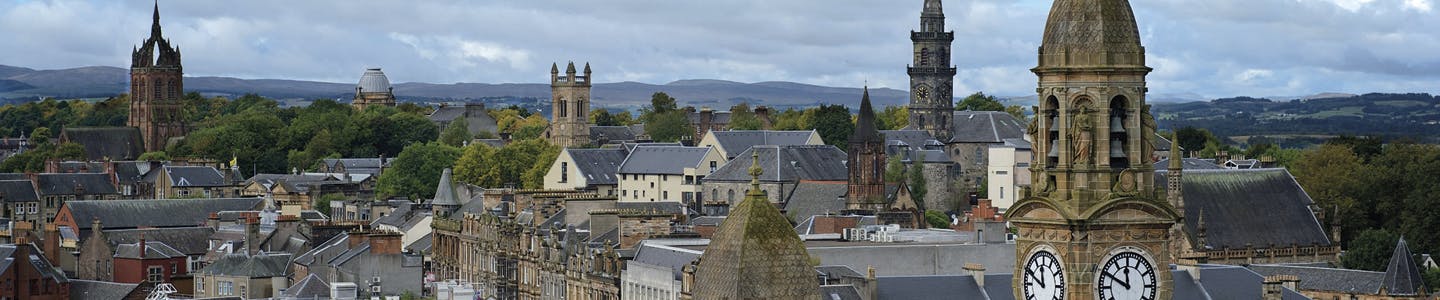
[
  {"xmin": 850, "ymin": 86, "xmax": 882, "ymax": 143},
  {"xmin": 151, "ymin": 0, "xmax": 163, "ymax": 40}
]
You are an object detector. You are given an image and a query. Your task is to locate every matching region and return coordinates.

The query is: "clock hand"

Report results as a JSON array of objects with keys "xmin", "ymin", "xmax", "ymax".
[
  {"xmin": 1104, "ymin": 272, "xmax": 1131, "ymax": 290},
  {"xmin": 1039, "ymin": 265, "xmax": 1046, "ymax": 286},
  {"xmin": 1028, "ymin": 269, "xmax": 1044, "ymax": 286}
]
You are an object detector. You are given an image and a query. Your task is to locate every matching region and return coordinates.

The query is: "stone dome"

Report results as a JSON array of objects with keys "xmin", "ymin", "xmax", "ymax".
[
  {"xmin": 356, "ymin": 68, "xmax": 392, "ymax": 94},
  {"xmin": 1037, "ymin": 0, "xmax": 1146, "ymax": 69}
]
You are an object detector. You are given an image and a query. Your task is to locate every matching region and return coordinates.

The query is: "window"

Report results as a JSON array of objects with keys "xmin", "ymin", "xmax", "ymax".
[
  {"xmin": 560, "ymin": 162, "xmax": 569, "ymax": 183},
  {"xmin": 995, "ymin": 171, "xmax": 1008, "ymax": 175},
  {"xmin": 179, "ymin": 190, "xmax": 190, "ymax": 196},
  {"xmin": 663, "ymin": 191, "xmax": 669, "ymax": 200},
  {"xmin": 621, "ymin": 190, "xmax": 627, "ymax": 196},
  {"xmin": 728, "ymin": 190, "xmax": 735, "ymax": 202},
  {"xmin": 196, "ymin": 280, "xmax": 204, "ymax": 294},
  {"xmin": 239, "ymin": 285, "xmax": 247, "ymax": 297},
  {"xmin": 148, "ymin": 266, "xmax": 163, "ymax": 282},
  {"xmin": 710, "ymin": 161, "xmax": 718, "ymax": 172},
  {"xmin": 219, "ymin": 281, "xmax": 233, "ymax": 296},
  {"xmin": 662, "ymin": 175, "xmax": 668, "ymax": 181},
  {"xmin": 1000, "ymin": 187, "xmax": 1004, "ymax": 199}
]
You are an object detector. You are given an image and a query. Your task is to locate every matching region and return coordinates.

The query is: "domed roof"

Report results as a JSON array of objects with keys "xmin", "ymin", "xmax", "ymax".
[
  {"xmin": 357, "ymin": 68, "xmax": 392, "ymax": 94},
  {"xmin": 1037, "ymin": 0, "xmax": 1146, "ymax": 68}
]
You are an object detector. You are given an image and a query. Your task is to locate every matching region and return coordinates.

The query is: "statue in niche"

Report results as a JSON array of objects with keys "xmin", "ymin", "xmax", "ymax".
[
  {"xmin": 1141, "ymin": 104, "xmax": 1157, "ymax": 162},
  {"xmin": 1070, "ymin": 105, "xmax": 1095, "ymax": 166}
]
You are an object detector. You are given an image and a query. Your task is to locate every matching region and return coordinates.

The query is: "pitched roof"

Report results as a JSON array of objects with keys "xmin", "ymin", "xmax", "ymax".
[
  {"xmin": 880, "ymin": 130, "xmax": 940, "ymax": 150},
  {"xmin": 632, "ymin": 243, "xmax": 702, "ymax": 281},
  {"xmin": 780, "ymin": 182, "xmax": 850, "ymax": 224},
  {"xmin": 164, "ymin": 166, "xmax": 229, "ymax": 187},
  {"xmin": 692, "ymin": 155, "xmax": 820, "ymax": 298},
  {"xmin": 1250, "ymin": 264, "xmax": 1384, "ymax": 294},
  {"xmin": 65, "ymin": 198, "xmax": 265, "ymax": 230},
  {"xmin": 618, "ymin": 146, "xmax": 713, "ymax": 175},
  {"xmin": 198, "ymin": 253, "xmax": 292, "ymax": 278},
  {"xmin": 112, "ymin": 161, "xmax": 162, "ymax": 185},
  {"xmin": 432, "ymin": 168, "xmax": 459, "ymax": 206},
  {"xmin": 280, "ymin": 274, "xmax": 331, "ymax": 298},
  {"xmin": 68, "ymin": 279, "xmax": 140, "ymax": 300},
  {"xmin": 565, "ymin": 148, "xmax": 627, "ymax": 185},
  {"xmin": 1383, "ymin": 237, "xmax": 1428, "ymax": 295},
  {"xmin": 706, "ymin": 130, "xmax": 819, "ymax": 159},
  {"xmin": 948, "ymin": 111, "xmax": 1026, "ymax": 143},
  {"xmin": 705, "ymin": 145, "xmax": 848, "ymax": 182},
  {"xmin": 0, "ymin": 180, "xmax": 39, "ymax": 203},
  {"xmin": 60, "ymin": 127, "xmax": 144, "ymax": 161},
  {"xmin": 688, "ymin": 110, "xmax": 733, "ymax": 124},
  {"xmin": 1154, "ymin": 158, "xmax": 1224, "ymax": 170},
  {"xmin": 1163, "ymin": 168, "xmax": 1331, "ymax": 250},
  {"xmin": 114, "ymin": 241, "xmax": 186, "ymax": 259},
  {"xmin": 820, "ymin": 285, "xmax": 864, "ymax": 300},
  {"xmin": 0, "ymin": 244, "xmax": 67, "ymax": 284},
  {"xmin": 849, "ymin": 87, "xmax": 883, "ymax": 143},
  {"xmin": 34, "ymin": 173, "xmax": 117, "ymax": 195},
  {"xmin": 102, "ymin": 227, "xmax": 215, "ymax": 255},
  {"xmin": 590, "ymin": 126, "xmax": 638, "ymax": 143},
  {"xmin": 428, "ymin": 104, "xmax": 499, "ymax": 135},
  {"xmin": 52, "ymin": 161, "xmax": 106, "ymax": 173}
]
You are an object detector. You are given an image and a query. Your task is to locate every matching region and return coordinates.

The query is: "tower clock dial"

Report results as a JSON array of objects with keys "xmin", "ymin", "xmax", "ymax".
[
  {"xmin": 1096, "ymin": 251, "xmax": 1158, "ymax": 300},
  {"xmin": 1023, "ymin": 251, "xmax": 1065, "ymax": 300},
  {"xmin": 915, "ymin": 85, "xmax": 930, "ymax": 100}
]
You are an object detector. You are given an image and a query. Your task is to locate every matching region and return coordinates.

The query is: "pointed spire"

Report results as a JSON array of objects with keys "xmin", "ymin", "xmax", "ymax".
[
  {"xmin": 583, "ymin": 62, "xmax": 592, "ymax": 74},
  {"xmin": 566, "ymin": 61, "xmax": 577, "ymax": 74},
  {"xmin": 1383, "ymin": 236, "xmax": 1428, "ymax": 295},
  {"xmin": 432, "ymin": 168, "xmax": 460, "ymax": 207},
  {"xmin": 551, "ymin": 62, "xmax": 559, "ymax": 74},
  {"xmin": 1169, "ymin": 134, "xmax": 1183, "ymax": 170},
  {"xmin": 849, "ymin": 86, "xmax": 882, "ymax": 143},
  {"xmin": 151, "ymin": 0, "xmax": 163, "ymax": 39}
]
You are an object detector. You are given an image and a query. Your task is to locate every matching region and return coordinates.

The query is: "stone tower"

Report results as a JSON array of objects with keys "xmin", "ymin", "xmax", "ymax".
[
  {"xmin": 546, "ymin": 62, "xmax": 592, "ymax": 148},
  {"xmin": 128, "ymin": 1, "xmax": 187, "ymax": 152},
  {"xmin": 352, "ymin": 68, "xmax": 397, "ymax": 110},
  {"xmin": 847, "ymin": 87, "xmax": 888, "ymax": 211},
  {"xmin": 1006, "ymin": 1, "xmax": 1179, "ymax": 300},
  {"xmin": 690, "ymin": 150, "xmax": 820, "ymax": 299},
  {"xmin": 907, "ymin": 0, "xmax": 956, "ymax": 141}
]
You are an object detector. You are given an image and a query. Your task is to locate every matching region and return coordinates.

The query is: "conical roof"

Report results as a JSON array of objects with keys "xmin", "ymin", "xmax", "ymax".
[
  {"xmin": 849, "ymin": 86, "xmax": 883, "ymax": 143},
  {"xmin": 1038, "ymin": 0, "xmax": 1146, "ymax": 68},
  {"xmin": 1383, "ymin": 237, "xmax": 1427, "ymax": 296},
  {"xmin": 432, "ymin": 168, "xmax": 460, "ymax": 206},
  {"xmin": 692, "ymin": 151, "xmax": 820, "ymax": 299}
]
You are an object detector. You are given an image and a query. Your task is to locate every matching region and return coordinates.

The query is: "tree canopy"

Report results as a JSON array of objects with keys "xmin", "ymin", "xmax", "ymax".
[
  {"xmin": 375, "ymin": 142, "xmax": 462, "ymax": 201},
  {"xmin": 956, "ymin": 92, "xmax": 1005, "ymax": 112}
]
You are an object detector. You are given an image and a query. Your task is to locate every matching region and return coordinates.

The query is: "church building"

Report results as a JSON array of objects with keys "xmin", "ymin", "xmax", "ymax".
[
  {"xmin": 546, "ymin": 62, "xmax": 593, "ymax": 148},
  {"xmin": 127, "ymin": 2, "xmax": 188, "ymax": 152}
]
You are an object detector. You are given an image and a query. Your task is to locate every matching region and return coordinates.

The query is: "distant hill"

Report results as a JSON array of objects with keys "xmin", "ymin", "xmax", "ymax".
[
  {"xmin": 1153, "ymin": 93, "xmax": 1440, "ymax": 144},
  {"xmin": 0, "ymin": 64, "xmax": 909, "ymax": 109}
]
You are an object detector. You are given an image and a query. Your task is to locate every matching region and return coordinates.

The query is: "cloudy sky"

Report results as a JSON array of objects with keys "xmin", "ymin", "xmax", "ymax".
[{"xmin": 0, "ymin": 0, "xmax": 1436, "ymax": 98}]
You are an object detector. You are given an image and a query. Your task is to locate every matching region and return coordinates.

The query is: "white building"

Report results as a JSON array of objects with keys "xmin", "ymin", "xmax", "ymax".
[
  {"xmin": 695, "ymin": 130, "xmax": 824, "ymax": 161},
  {"xmin": 986, "ymin": 138, "xmax": 1031, "ymax": 209},
  {"xmin": 616, "ymin": 146, "xmax": 725, "ymax": 203},
  {"xmin": 621, "ymin": 242, "xmax": 702, "ymax": 300}
]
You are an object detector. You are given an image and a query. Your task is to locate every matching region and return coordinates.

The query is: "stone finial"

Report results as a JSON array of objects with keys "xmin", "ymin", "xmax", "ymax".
[
  {"xmin": 747, "ymin": 150, "xmax": 763, "ymax": 187},
  {"xmin": 1169, "ymin": 133, "xmax": 1183, "ymax": 170}
]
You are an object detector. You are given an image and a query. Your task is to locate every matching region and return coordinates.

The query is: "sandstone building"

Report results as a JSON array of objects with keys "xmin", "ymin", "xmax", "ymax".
[
  {"xmin": 546, "ymin": 62, "xmax": 593, "ymax": 148},
  {"xmin": 352, "ymin": 68, "xmax": 397, "ymax": 110},
  {"xmin": 907, "ymin": 0, "xmax": 957, "ymax": 141},
  {"xmin": 127, "ymin": 2, "xmax": 188, "ymax": 152}
]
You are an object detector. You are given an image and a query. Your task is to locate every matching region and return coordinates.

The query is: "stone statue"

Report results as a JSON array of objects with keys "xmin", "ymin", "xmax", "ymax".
[
  {"xmin": 1026, "ymin": 106, "xmax": 1040, "ymax": 137},
  {"xmin": 1071, "ymin": 105, "xmax": 1095, "ymax": 165},
  {"xmin": 1141, "ymin": 104, "xmax": 1157, "ymax": 162}
]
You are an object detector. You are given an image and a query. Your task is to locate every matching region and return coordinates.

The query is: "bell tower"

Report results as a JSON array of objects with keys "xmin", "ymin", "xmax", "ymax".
[
  {"xmin": 907, "ymin": 0, "xmax": 956, "ymax": 141},
  {"xmin": 546, "ymin": 62, "xmax": 592, "ymax": 148},
  {"xmin": 128, "ymin": 1, "xmax": 187, "ymax": 152},
  {"xmin": 1007, "ymin": 1, "xmax": 1178, "ymax": 300}
]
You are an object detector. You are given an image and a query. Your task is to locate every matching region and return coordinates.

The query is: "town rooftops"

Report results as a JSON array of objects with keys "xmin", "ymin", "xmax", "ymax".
[
  {"xmin": 0, "ymin": 244, "xmax": 68, "ymax": 284},
  {"xmin": 590, "ymin": 126, "xmax": 639, "ymax": 143},
  {"xmin": 0, "ymin": 180, "xmax": 39, "ymax": 202},
  {"xmin": 68, "ymin": 279, "xmax": 141, "ymax": 300},
  {"xmin": 1154, "ymin": 158, "xmax": 1225, "ymax": 170},
  {"xmin": 60, "ymin": 127, "xmax": 144, "ymax": 161},
  {"xmin": 564, "ymin": 148, "xmax": 628, "ymax": 185},
  {"xmin": 163, "ymin": 166, "xmax": 229, "ymax": 187},
  {"xmin": 880, "ymin": 130, "xmax": 940, "ymax": 151},
  {"xmin": 114, "ymin": 241, "xmax": 186, "ymax": 259},
  {"xmin": 101, "ymin": 227, "xmax": 216, "ymax": 255},
  {"xmin": 280, "ymin": 274, "xmax": 332, "ymax": 299},
  {"xmin": 705, "ymin": 145, "xmax": 848, "ymax": 183},
  {"xmin": 877, "ymin": 264, "xmax": 1307, "ymax": 300},
  {"xmin": 1249, "ymin": 264, "xmax": 1384, "ymax": 294},
  {"xmin": 705, "ymin": 130, "xmax": 821, "ymax": 159},
  {"xmin": 948, "ymin": 111, "xmax": 1026, "ymax": 143},
  {"xmin": 35, "ymin": 173, "xmax": 118, "ymax": 195},
  {"xmin": 618, "ymin": 146, "xmax": 714, "ymax": 175},
  {"xmin": 64, "ymin": 198, "xmax": 265, "ymax": 231},
  {"xmin": 198, "ymin": 252, "xmax": 293, "ymax": 278}
]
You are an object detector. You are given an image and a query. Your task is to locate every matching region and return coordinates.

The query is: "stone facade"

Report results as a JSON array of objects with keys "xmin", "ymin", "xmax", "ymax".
[
  {"xmin": 547, "ymin": 62, "xmax": 593, "ymax": 148},
  {"xmin": 848, "ymin": 88, "xmax": 888, "ymax": 211},
  {"xmin": 907, "ymin": 0, "xmax": 956, "ymax": 141},
  {"xmin": 918, "ymin": 161, "xmax": 957, "ymax": 212},
  {"xmin": 127, "ymin": 2, "xmax": 187, "ymax": 152},
  {"xmin": 1006, "ymin": 0, "xmax": 1180, "ymax": 299}
]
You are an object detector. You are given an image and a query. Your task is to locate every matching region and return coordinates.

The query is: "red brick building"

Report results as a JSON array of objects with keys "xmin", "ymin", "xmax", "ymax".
[
  {"xmin": 0, "ymin": 242, "xmax": 71, "ymax": 299},
  {"xmin": 112, "ymin": 240, "xmax": 188, "ymax": 285},
  {"xmin": 127, "ymin": 2, "xmax": 188, "ymax": 152}
]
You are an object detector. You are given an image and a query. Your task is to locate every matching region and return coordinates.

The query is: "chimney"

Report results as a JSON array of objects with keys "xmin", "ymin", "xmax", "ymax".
[
  {"xmin": 1261, "ymin": 275, "xmax": 1297, "ymax": 300},
  {"xmin": 138, "ymin": 233, "xmax": 148, "ymax": 260},
  {"xmin": 105, "ymin": 162, "xmax": 119, "ymax": 187},
  {"xmin": 13, "ymin": 221, "xmax": 33, "ymax": 244},
  {"xmin": 207, "ymin": 212, "xmax": 220, "ymax": 229},
  {"xmin": 244, "ymin": 214, "xmax": 260, "ymax": 256},
  {"xmin": 347, "ymin": 228, "xmax": 370, "ymax": 249},
  {"xmin": 74, "ymin": 182, "xmax": 86, "ymax": 196},
  {"xmin": 699, "ymin": 108, "xmax": 713, "ymax": 133},
  {"xmin": 754, "ymin": 106, "xmax": 772, "ymax": 129},
  {"xmin": 42, "ymin": 223, "xmax": 60, "ymax": 263},
  {"xmin": 368, "ymin": 230, "xmax": 403, "ymax": 255},
  {"xmin": 45, "ymin": 159, "xmax": 59, "ymax": 173},
  {"xmin": 963, "ymin": 263, "xmax": 986, "ymax": 287}
]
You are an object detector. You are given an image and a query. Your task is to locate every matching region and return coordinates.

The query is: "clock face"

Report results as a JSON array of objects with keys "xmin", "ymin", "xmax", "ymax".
[
  {"xmin": 1023, "ymin": 251, "xmax": 1065, "ymax": 300},
  {"xmin": 1096, "ymin": 251, "xmax": 1158, "ymax": 300},
  {"xmin": 915, "ymin": 85, "xmax": 930, "ymax": 100}
]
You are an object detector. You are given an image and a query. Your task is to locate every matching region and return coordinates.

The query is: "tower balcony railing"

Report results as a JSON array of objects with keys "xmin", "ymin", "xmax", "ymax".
[{"xmin": 911, "ymin": 31, "xmax": 954, "ymax": 40}]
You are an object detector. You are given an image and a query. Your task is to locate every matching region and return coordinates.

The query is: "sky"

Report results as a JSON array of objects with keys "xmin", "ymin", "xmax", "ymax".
[{"xmin": 0, "ymin": 0, "xmax": 1436, "ymax": 99}]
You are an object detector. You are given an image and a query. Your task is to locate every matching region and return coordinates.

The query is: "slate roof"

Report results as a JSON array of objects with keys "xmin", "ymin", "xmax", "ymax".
[
  {"xmin": 565, "ymin": 148, "xmax": 627, "ymax": 185},
  {"xmin": 243, "ymin": 174, "xmax": 333, "ymax": 190},
  {"xmin": 280, "ymin": 273, "xmax": 331, "ymax": 298},
  {"xmin": 60, "ymin": 127, "xmax": 143, "ymax": 161},
  {"xmin": 876, "ymin": 265, "xmax": 1309, "ymax": 300},
  {"xmin": 617, "ymin": 146, "xmax": 713, "ymax": 175},
  {"xmin": 1161, "ymin": 168, "xmax": 1331, "ymax": 250},
  {"xmin": 428, "ymin": 104, "xmax": 500, "ymax": 135},
  {"xmin": 632, "ymin": 243, "xmax": 702, "ymax": 280},
  {"xmin": 819, "ymin": 285, "xmax": 864, "ymax": 300},
  {"xmin": 0, "ymin": 173, "xmax": 26, "ymax": 181},
  {"xmin": 705, "ymin": 146, "xmax": 848, "ymax": 182},
  {"xmin": 68, "ymin": 279, "xmax": 140, "ymax": 300},
  {"xmin": 691, "ymin": 159, "xmax": 819, "ymax": 298},
  {"xmin": 431, "ymin": 168, "xmax": 460, "ymax": 206},
  {"xmin": 35, "ymin": 173, "xmax": 117, "ymax": 195},
  {"xmin": 1155, "ymin": 134, "xmax": 1176, "ymax": 152},
  {"xmin": 114, "ymin": 241, "xmax": 186, "ymax": 259},
  {"xmin": 880, "ymin": 130, "xmax": 939, "ymax": 151},
  {"xmin": 0, "ymin": 244, "xmax": 67, "ymax": 284},
  {"xmin": 688, "ymin": 110, "xmax": 733, "ymax": 124},
  {"xmin": 407, "ymin": 232, "xmax": 433, "ymax": 253},
  {"xmin": 1250, "ymin": 264, "xmax": 1384, "ymax": 294},
  {"xmin": 948, "ymin": 111, "xmax": 1026, "ymax": 143},
  {"xmin": 1154, "ymin": 158, "xmax": 1224, "ymax": 170},
  {"xmin": 850, "ymin": 87, "xmax": 884, "ymax": 143},
  {"xmin": 164, "ymin": 166, "xmax": 229, "ymax": 187},
  {"xmin": 0, "ymin": 180, "xmax": 39, "ymax": 203},
  {"xmin": 53, "ymin": 161, "xmax": 106, "ymax": 173},
  {"xmin": 1383, "ymin": 237, "xmax": 1428, "ymax": 296},
  {"xmin": 199, "ymin": 253, "xmax": 293, "ymax": 278},
  {"xmin": 103, "ymin": 227, "xmax": 215, "ymax": 254},
  {"xmin": 112, "ymin": 161, "xmax": 162, "ymax": 185},
  {"xmin": 621, "ymin": 142, "xmax": 682, "ymax": 152},
  {"xmin": 780, "ymin": 182, "xmax": 849, "ymax": 223},
  {"xmin": 617, "ymin": 202, "xmax": 687, "ymax": 215},
  {"xmin": 65, "ymin": 198, "xmax": 265, "ymax": 230},
  {"xmin": 706, "ymin": 130, "xmax": 819, "ymax": 159},
  {"xmin": 590, "ymin": 126, "xmax": 638, "ymax": 143},
  {"xmin": 321, "ymin": 158, "xmax": 391, "ymax": 175}
]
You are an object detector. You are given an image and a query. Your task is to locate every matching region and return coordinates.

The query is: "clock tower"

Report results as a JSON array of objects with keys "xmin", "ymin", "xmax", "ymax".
[
  {"xmin": 1006, "ymin": 1, "xmax": 1179, "ymax": 300},
  {"xmin": 907, "ymin": 0, "xmax": 956, "ymax": 141}
]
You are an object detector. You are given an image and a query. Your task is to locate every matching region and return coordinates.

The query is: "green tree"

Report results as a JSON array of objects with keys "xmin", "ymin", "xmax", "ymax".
[
  {"xmin": 644, "ymin": 111, "xmax": 694, "ymax": 142},
  {"xmin": 1341, "ymin": 229, "xmax": 1398, "ymax": 271},
  {"xmin": 1291, "ymin": 144, "xmax": 1365, "ymax": 234},
  {"xmin": 1005, "ymin": 105, "xmax": 1026, "ymax": 120},
  {"xmin": 591, "ymin": 109, "xmax": 618, "ymax": 126},
  {"xmin": 909, "ymin": 162, "xmax": 927, "ymax": 206},
  {"xmin": 956, "ymin": 92, "xmax": 1005, "ymax": 111},
  {"xmin": 728, "ymin": 103, "xmax": 764, "ymax": 130},
  {"xmin": 1326, "ymin": 136, "xmax": 1384, "ymax": 161},
  {"xmin": 453, "ymin": 143, "xmax": 500, "ymax": 187},
  {"xmin": 877, "ymin": 105, "xmax": 909, "ymax": 130},
  {"xmin": 924, "ymin": 210, "xmax": 951, "ymax": 229},
  {"xmin": 29, "ymin": 127, "xmax": 51, "ymax": 145},
  {"xmin": 375, "ymin": 142, "xmax": 462, "ymax": 200},
  {"xmin": 453, "ymin": 139, "xmax": 558, "ymax": 188},
  {"xmin": 884, "ymin": 156, "xmax": 906, "ymax": 183},
  {"xmin": 807, "ymin": 104, "xmax": 854, "ymax": 147},
  {"xmin": 649, "ymin": 92, "xmax": 678, "ymax": 115},
  {"xmin": 315, "ymin": 193, "xmax": 347, "ymax": 217},
  {"xmin": 1174, "ymin": 127, "xmax": 1212, "ymax": 155},
  {"xmin": 439, "ymin": 117, "xmax": 472, "ymax": 147}
]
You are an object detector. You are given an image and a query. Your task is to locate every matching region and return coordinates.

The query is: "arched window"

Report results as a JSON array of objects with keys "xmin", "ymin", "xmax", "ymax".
[
  {"xmin": 727, "ymin": 189, "xmax": 735, "ymax": 203},
  {"xmin": 557, "ymin": 98, "xmax": 567, "ymax": 118},
  {"xmin": 1109, "ymin": 95, "xmax": 1130, "ymax": 168},
  {"xmin": 920, "ymin": 48, "xmax": 930, "ymax": 66}
]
